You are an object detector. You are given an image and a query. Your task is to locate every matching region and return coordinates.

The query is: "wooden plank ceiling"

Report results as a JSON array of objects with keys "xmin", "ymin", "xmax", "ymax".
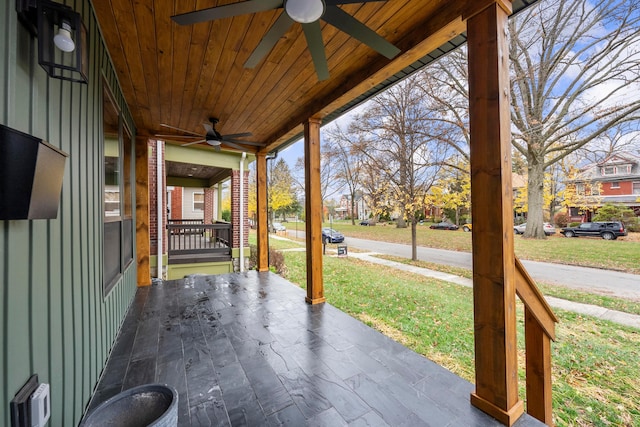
[{"xmin": 91, "ymin": 0, "xmax": 518, "ymax": 155}]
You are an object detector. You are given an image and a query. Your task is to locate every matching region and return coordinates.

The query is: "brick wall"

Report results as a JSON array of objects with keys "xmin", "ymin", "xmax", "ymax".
[
  {"xmin": 204, "ymin": 187, "xmax": 215, "ymax": 223},
  {"xmin": 170, "ymin": 186, "xmax": 183, "ymax": 219}
]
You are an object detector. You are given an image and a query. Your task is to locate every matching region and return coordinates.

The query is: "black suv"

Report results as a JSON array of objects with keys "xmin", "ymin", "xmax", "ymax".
[{"xmin": 560, "ymin": 221, "xmax": 627, "ymax": 240}]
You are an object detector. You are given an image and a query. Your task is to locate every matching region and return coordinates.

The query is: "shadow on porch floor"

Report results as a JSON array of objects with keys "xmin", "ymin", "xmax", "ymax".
[{"xmin": 86, "ymin": 271, "xmax": 543, "ymax": 426}]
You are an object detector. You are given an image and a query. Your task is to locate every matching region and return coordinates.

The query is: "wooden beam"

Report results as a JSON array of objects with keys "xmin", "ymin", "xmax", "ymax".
[
  {"xmin": 256, "ymin": 153, "xmax": 269, "ymax": 272},
  {"xmin": 304, "ymin": 118, "xmax": 326, "ymax": 305},
  {"xmin": 135, "ymin": 136, "xmax": 151, "ymax": 286},
  {"xmin": 467, "ymin": 2, "xmax": 524, "ymax": 425}
]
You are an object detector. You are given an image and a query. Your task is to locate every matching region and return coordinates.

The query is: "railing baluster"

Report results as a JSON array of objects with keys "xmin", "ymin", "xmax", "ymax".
[{"xmin": 515, "ymin": 257, "xmax": 558, "ymax": 426}]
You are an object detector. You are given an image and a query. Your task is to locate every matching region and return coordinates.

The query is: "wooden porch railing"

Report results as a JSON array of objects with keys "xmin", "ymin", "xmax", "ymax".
[
  {"xmin": 515, "ymin": 256, "xmax": 559, "ymax": 426},
  {"xmin": 167, "ymin": 222, "xmax": 232, "ymax": 264}
]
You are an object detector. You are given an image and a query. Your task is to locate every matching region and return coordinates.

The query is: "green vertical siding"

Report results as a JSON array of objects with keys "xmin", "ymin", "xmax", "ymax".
[{"xmin": 0, "ymin": 1, "xmax": 137, "ymax": 426}]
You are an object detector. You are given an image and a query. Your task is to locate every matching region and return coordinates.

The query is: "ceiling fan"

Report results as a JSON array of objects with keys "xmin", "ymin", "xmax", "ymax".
[
  {"xmin": 156, "ymin": 118, "xmax": 257, "ymax": 151},
  {"xmin": 171, "ymin": 0, "xmax": 401, "ymax": 81}
]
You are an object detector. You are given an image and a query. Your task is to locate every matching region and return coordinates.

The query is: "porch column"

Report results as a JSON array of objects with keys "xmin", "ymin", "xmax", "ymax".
[
  {"xmin": 217, "ymin": 183, "xmax": 224, "ymax": 221},
  {"xmin": 204, "ymin": 187, "xmax": 215, "ymax": 223},
  {"xmin": 256, "ymin": 153, "xmax": 269, "ymax": 272},
  {"xmin": 466, "ymin": 1, "xmax": 524, "ymax": 425},
  {"xmin": 304, "ymin": 117, "xmax": 325, "ymax": 304},
  {"xmin": 231, "ymin": 169, "xmax": 249, "ymax": 270},
  {"xmin": 135, "ymin": 136, "xmax": 151, "ymax": 286}
]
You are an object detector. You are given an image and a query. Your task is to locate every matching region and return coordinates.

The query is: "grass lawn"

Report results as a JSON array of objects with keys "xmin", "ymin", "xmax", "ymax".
[
  {"xmin": 376, "ymin": 254, "xmax": 640, "ymax": 316},
  {"xmin": 280, "ymin": 250, "xmax": 640, "ymax": 427},
  {"xmin": 326, "ymin": 221, "xmax": 640, "ymax": 274}
]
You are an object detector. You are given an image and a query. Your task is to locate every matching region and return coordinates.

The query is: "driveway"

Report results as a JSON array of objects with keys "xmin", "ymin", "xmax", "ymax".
[{"xmin": 283, "ymin": 230, "xmax": 640, "ymax": 301}]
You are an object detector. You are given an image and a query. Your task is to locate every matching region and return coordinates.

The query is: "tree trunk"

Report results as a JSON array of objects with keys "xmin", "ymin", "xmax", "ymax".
[
  {"xmin": 350, "ymin": 194, "xmax": 356, "ymax": 225},
  {"xmin": 525, "ymin": 160, "xmax": 547, "ymax": 239},
  {"xmin": 411, "ymin": 220, "xmax": 417, "ymax": 261}
]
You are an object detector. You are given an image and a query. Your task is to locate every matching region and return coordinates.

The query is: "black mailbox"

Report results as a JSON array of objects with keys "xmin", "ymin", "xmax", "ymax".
[{"xmin": 0, "ymin": 124, "xmax": 68, "ymax": 220}]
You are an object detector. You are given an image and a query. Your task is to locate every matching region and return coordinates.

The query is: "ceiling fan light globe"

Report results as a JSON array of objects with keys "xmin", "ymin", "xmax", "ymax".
[{"xmin": 285, "ymin": 0, "xmax": 325, "ymax": 23}]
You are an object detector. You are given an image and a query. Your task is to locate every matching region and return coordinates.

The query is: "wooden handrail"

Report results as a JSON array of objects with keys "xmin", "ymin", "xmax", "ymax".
[
  {"xmin": 514, "ymin": 256, "xmax": 558, "ymax": 426},
  {"xmin": 514, "ymin": 257, "xmax": 559, "ymax": 340}
]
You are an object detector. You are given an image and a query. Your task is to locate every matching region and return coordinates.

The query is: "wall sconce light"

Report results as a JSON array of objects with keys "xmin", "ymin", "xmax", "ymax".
[{"xmin": 16, "ymin": 0, "xmax": 88, "ymax": 83}]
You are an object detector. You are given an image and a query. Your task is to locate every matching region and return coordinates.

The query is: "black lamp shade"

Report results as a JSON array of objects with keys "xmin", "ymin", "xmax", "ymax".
[
  {"xmin": 0, "ymin": 124, "xmax": 68, "ymax": 220},
  {"xmin": 37, "ymin": 0, "xmax": 88, "ymax": 83}
]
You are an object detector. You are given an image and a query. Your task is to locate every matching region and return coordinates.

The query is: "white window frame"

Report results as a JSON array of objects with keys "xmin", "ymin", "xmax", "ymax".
[
  {"xmin": 610, "ymin": 182, "xmax": 620, "ymax": 189},
  {"xmin": 193, "ymin": 192, "xmax": 204, "ymax": 212}
]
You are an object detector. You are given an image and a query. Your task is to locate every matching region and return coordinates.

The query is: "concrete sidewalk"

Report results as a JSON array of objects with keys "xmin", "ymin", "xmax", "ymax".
[{"xmin": 347, "ymin": 252, "xmax": 640, "ymax": 329}]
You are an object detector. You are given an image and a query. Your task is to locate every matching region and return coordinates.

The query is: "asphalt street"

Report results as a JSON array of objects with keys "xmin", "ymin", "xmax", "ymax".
[{"xmin": 284, "ymin": 229, "xmax": 640, "ymax": 300}]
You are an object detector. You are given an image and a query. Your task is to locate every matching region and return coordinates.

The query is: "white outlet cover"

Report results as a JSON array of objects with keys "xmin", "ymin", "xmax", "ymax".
[{"xmin": 30, "ymin": 383, "xmax": 50, "ymax": 427}]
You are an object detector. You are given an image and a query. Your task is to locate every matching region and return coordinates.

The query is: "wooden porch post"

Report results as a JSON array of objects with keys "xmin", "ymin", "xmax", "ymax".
[
  {"xmin": 135, "ymin": 136, "xmax": 151, "ymax": 286},
  {"xmin": 217, "ymin": 182, "xmax": 224, "ymax": 221},
  {"xmin": 304, "ymin": 117, "xmax": 326, "ymax": 304},
  {"xmin": 467, "ymin": 1, "xmax": 524, "ymax": 425},
  {"xmin": 256, "ymin": 153, "xmax": 269, "ymax": 272}
]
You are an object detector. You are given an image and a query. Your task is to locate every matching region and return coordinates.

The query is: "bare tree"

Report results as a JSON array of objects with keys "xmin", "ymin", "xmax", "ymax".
[
  {"xmin": 293, "ymin": 142, "xmax": 343, "ymax": 220},
  {"xmin": 425, "ymin": 0, "xmax": 640, "ymax": 238},
  {"xmin": 349, "ymin": 75, "xmax": 452, "ymax": 260},
  {"xmin": 509, "ymin": 0, "xmax": 640, "ymax": 237},
  {"xmin": 324, "ymin": 124, "xmax": 364, "ymax": 225}
]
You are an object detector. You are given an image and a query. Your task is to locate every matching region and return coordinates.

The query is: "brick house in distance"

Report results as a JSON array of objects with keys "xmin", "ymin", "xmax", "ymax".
[{"xmin": 565, "ymin": 152, "xmax": 640, "ymax": 222}]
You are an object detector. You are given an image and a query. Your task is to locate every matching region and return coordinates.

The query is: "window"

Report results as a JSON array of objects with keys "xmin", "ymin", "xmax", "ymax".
[
  {"xmin": 602, "ymin": 166, "xmax": 615, "ymax": 176},
  {"xmin": 576, "ymin": 183, "xmax": 585, "ymax": 194},
  {"xmin": 611, "ymin": 182, "xmax": 620, "ymax": 189},
  {"xmin": 103, "ymin": 82, "xmax": 133, "ymax": 295},
  {"xmin": 633, "ymin": 182, "xmax": 640, "ymax": 195},
  {"xmin": 193, "ymin": 192, "xmax": 204, "ymax": 212}
]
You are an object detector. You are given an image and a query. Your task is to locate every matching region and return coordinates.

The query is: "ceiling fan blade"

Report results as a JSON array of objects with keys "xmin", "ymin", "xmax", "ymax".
[
  {"xmin": 222, "ymin": 132, "xmax": 253, "ymax": 139},
  {"xmin": 160, "ymin": 123, "xmax": 201, "ymax": 137},
  {"xmin": 245, "ymin": 12, "xmax": 294, "ymax": 68},
  {"xmin": 172, "ymin": 0, "xmax": 283, "ymax": 26},
  {"xmin": 223, "ymin": 139, "xmax": 264, "ymax": 146},
  {"xmin": 155, "ymin": 134, "xmax": 200, "ymax": 139},
  {"xmin": 181, "ymin": 140, "xmax": 205, "ymax": 147},
  {"xmin": 323, "ymin": 5, "xmax": 400, "ymax": 59},
  {"xmin": 302, "ymin": 21, "xmax": 329, "ymax": 81},
  {"xmin": 326, "ymin": 0, "xmax": 388, "ymax": 4},
  {"xmin": 221, "ymin": 140, "xmax": 250, "ymax": 151}
]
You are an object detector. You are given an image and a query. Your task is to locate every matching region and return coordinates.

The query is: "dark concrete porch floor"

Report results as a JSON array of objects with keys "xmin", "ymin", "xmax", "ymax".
[{"xmin": 86, "ymin": 271, "xmax": 544, "ymax": 426}]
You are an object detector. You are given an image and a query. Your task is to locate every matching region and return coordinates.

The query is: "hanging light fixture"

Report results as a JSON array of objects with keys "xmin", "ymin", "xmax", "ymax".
[
  {"xmin": 284, "ymin": 0, "xmax": 325, "ymax": 24},
  {"xmin": 16, "ymin": 0, "xmax": 88, "ymax": 83}
]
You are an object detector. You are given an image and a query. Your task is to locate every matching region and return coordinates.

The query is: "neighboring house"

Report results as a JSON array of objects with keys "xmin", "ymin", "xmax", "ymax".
[
  {"xmin": 565, "ymin": 152, "xmax": 640, "ymax": 221},
  {"xmin": 338, "ymin": 191, "xmax": 370, "ymax": 220},
  {"xmin": 512, "ymin": 172, "xmax": 527, "ymax": 223}
]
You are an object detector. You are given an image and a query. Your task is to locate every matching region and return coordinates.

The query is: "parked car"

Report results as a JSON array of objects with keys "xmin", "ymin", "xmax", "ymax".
[
  {"xmin": 270, "ymin": 222, "xmax": 286, "ymax": 233},
  {"xmin": 514, "ymin": 222, "xmax": 556, "ymax": 236},
  {"xmin": 561, "ymin": 221, "xmax": 627, "ymax": 240},
  {"xmin": 429, "ymin": 221, "xmax": 459, "ymax": 231},
  {"xmin": 462, "ymin": 223, "xmax": 472, "ymax": 232},
  {"xmin": 322, "ymin": 228, "xmax": 344, "ymax": 243},
  {"xmin": 359, "ymin": 220, "xmax": 373, "ymax": 226}
]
